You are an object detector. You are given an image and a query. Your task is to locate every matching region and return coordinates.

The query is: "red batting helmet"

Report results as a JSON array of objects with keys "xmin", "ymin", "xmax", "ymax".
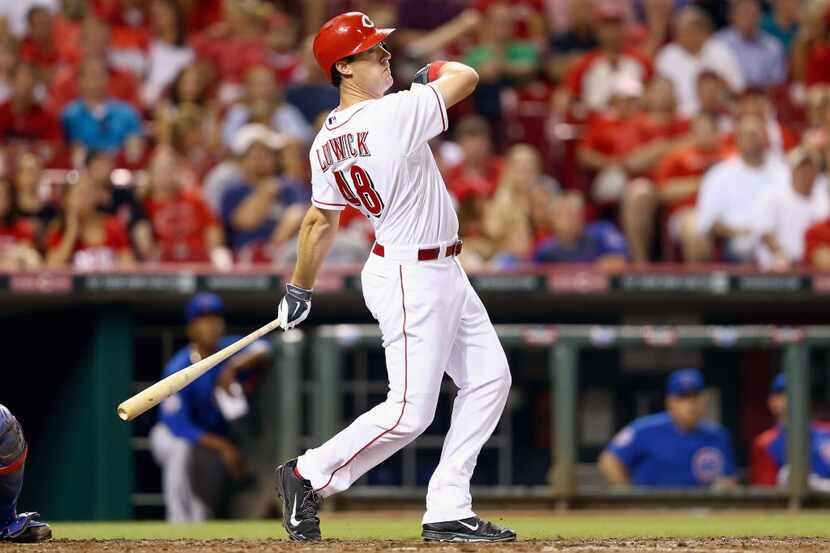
[{"xmin": 313, "ymin": 12, "xmax": 395, "ymax": 78}]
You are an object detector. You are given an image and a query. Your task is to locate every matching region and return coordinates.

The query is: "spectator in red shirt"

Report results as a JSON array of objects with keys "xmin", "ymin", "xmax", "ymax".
[
  {"xmin": 46, "ymin": 174, "xmax": 135, "ymax": 270},
  {"xmin": 628, "ymin": 114, "xmax": 725, "ymax": 263},
  {"xmin": 792, "ymin": 1, "xmax": 830, "ymax": 89},
  {"xmin": 0, "ymin": 177, "xmax": 41, "ymax": 270},
  {"xmin": 45, "ymin": 174, "xmax": 135, "ymax": 270},
  {"xmin": 47, "ymin": 17, "xmax": 142, "ymax": 113},
  {"xmin": 445, "ymin": 116, "xmax": 504, "ymax": 202},
  {"xmin": 191, "ymin": 0, "xmax": 270, "ymax": 96},
  {"xmin": 558, "ymin": 4, "xmax": 653, "ymax": 115},
  {"xmin": 143, "ymin": 147, "xmax": 230, "ymax": 267},
  {"xmin": 0, "ymin": 62, "xmax": 60, "ymax": 144},
  {"xmin": 19, "ymin": 5, "xmax": 58, "ymax": 82}
]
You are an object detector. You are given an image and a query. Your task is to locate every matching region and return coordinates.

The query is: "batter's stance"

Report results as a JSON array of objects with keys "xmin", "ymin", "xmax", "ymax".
[{"xmin": 274, "ymin": 11, "xmax": 514, "ymax": 543}]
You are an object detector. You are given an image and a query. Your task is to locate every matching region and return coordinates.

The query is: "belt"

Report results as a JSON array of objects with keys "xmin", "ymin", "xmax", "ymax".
[{"xmin": 372, "ymin": 240, "xmax": 463, "ymax": 261}]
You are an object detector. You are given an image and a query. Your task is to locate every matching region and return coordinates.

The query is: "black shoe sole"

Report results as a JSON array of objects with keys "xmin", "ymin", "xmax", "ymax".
[
  {"xmin": 275, "ymin": 464, "xmax": 320, "ymax": 542},
  {"xmin": 422, "ymin": 530, "xmax": 517, "ymax": 543}
]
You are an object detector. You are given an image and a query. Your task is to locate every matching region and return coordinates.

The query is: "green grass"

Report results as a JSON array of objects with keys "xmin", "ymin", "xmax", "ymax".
[{"xmin": 50, "ymin": 512, "xmax": 830, "ymax": 541}]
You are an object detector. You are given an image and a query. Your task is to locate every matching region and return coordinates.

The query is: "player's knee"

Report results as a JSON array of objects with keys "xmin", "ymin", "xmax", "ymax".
[
  {"xmin": 396, "ymin": 407, "xmax": 435, "ymax": 439},
  {"xmin": 0, "ymin": 405, "xmax": 26, "ymax": 470}
]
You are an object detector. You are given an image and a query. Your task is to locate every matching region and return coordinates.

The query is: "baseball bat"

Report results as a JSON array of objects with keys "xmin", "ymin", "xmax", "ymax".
[{"xmin": 116, "ymin": 318, "xmax": 282, "ymax": 421}]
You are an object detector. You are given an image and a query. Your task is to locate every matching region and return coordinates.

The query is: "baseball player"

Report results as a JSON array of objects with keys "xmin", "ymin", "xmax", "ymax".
[
  {"xmin": 0, "ymin": 405, "xmax": 51, "ymax": 542},
  {"xmin": 598, "ymin": 368, "xmax": 737, "ymax": 488},
  {"xmin": 274, "ymin": 11, "xmax": 515, "ymax": 543}
]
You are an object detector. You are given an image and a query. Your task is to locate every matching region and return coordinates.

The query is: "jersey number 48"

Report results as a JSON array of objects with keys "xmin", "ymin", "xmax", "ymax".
[{"xmin": 334, "ymin": 165, "xmax": 385, "ymax": 217}]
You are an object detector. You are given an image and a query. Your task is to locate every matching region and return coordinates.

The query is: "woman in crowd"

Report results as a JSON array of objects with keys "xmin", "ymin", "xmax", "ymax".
[{"xmin": 141, "ymin": 0, "xmax": 194, "ymax": 106}]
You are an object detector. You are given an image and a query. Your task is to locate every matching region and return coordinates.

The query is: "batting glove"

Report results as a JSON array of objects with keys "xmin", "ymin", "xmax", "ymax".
[
  {"xmin": 413, "ymin": 60, "xmax": 447, "ymax": 85},
  {"xmin": 277, "ymin": 284, "xmax": 312, "ymax": 330}
]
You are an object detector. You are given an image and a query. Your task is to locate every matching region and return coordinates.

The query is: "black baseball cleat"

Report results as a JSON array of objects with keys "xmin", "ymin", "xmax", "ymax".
[
  {"xmin": 275, "ymin": 459, "xmax": 321, "ymax": 541},
  {"xmin": 422, "ymin": 516, "xmax": 517, "ymax": 542}
]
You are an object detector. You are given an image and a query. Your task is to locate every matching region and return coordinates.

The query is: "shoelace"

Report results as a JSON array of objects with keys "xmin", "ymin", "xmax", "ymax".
[{"xmin": 299, "ymin": 488, "xmax": 321, "ymax": 522}]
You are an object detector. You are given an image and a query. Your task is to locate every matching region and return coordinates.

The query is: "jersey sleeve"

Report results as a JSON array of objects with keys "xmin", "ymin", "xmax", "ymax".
[
  {"xmin": 310, "ymin": 149, "xmax": 347, "ymax": 212},
  {"xmin": 606, "ymin": 424, "xmax": 642, "ymax": 470},
  {"xmin": 391, "ymin": 83, "xmax": 448, "ymax": 154}
]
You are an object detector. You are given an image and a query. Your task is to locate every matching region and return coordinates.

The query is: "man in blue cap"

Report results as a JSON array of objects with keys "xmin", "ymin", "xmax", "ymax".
[
  {"xmin": 598, "ymin": 368, "xmax": 737, "ymax": 488},
  {"xmin": 751, "ymin": 373, "xmax": 830, "ymax": 489},
  {"xmin": 149, "ymin": 292, "xmax": 272, "ymax": 522}
]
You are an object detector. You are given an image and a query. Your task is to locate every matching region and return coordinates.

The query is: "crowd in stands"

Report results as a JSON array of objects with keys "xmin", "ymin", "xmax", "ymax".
[{"xmin": 5, "ymin": 0, "xmax": 830, "ymax": 271}]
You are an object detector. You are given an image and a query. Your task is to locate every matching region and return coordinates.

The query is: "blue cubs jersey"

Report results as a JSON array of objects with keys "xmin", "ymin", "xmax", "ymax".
[
  {"xmin": 158, "ymin": 336, "xmax": 269, "ymax": 444},
  {"xmin": 606, "ymin": 412, "xmax": 736, "ymax": 487},
  {"xmin": 766, "ymin": 426, "xmax": 830, "ymax": 479}
]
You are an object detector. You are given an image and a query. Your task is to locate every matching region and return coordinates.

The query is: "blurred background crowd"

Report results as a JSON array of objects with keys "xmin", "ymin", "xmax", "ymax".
[{"xmin": 5, "ymin": 0, "xmax": 830, "ymax": 272}]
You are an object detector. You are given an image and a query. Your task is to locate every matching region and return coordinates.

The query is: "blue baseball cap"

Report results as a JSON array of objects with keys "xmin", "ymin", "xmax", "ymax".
[
  {"xmin": 666, "ymin": 368, "xmax": 705, "ymax": 396},
  {"xmin": 771, "ymin": 373, "xmax": 787, "ymax": 394},
  {"xmin": 186, "ymin": 293, "xmax": 224, "ymax": 323}
]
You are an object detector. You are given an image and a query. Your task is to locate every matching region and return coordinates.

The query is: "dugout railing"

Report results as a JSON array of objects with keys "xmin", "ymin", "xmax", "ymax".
[{"xmin": 265, "ymin": 324, "xmax": 830, "ymax": 509}]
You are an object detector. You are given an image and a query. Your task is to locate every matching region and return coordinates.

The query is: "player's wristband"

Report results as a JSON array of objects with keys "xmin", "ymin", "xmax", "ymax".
[
  {"xmin": 286, "ymin": 283, "xmax": 312, "ymax": 301},
  {"xmin": 427, "ymin": 60, "xmax": 448, "ymax": 82}
]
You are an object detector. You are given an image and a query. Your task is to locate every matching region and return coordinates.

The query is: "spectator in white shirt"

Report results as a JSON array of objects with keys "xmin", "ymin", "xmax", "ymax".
[
  {"xmin": 755, "ymin": 147, "xmax": 829, "ymax": 271},
  {"xmin": 696, "ymin": 114, "xmax": 789, "ymax": 262},
  {"xmin": 141, "ymin": 0, "xmax": 194, "ymax": 106},
  {"xmin": 655, "ymin": 6, "xmax": 744, "ymax": 117}
]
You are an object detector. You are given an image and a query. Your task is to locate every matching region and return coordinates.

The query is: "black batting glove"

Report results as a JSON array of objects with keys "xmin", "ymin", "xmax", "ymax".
[{"xmin": 277, "ymin": 283, "xmax": 312, "ymax": 330}]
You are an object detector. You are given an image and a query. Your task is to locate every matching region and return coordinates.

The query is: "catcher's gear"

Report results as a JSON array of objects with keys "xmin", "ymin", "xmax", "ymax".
[
  {"xmin": 313, "ymin": 12, "xmax": 395, "ymax": 77},
  {"xmin": 277, "ymin": 284, "xmax": 313, "ymax": 330},
  {"xmin": 413, "ymin": 61, "xmax": 447, "ymax": 85}
]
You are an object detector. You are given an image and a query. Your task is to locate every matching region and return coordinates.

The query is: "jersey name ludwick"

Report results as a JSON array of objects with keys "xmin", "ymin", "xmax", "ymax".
[{"xmin": 316, "ymin": 131, "xmax": 371, "ymax": 172}]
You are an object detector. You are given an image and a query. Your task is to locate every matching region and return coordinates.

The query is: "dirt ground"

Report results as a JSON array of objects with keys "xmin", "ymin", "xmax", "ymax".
[{"xmin": 2, "ymin": 538, "xmax": 829, "ymax": 553}]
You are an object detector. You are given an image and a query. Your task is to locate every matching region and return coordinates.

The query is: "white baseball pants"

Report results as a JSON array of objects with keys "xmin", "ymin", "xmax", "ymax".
[
  {"xmin": 149, "ymin": 423, "xmax": 210, "ymax": 523},
  {"xmin": 297, "ymin": 249, "xmax": 511, "ymax": 524}
]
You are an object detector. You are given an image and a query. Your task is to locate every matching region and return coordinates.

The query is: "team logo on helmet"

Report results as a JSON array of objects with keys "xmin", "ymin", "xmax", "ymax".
[
  {"xmin": 692, "ymin": 447, "xmax": 725, "ymax": 483},
  {"xmin": 362, "ymin": 14, "xmax": 375, "ymax": 28}
]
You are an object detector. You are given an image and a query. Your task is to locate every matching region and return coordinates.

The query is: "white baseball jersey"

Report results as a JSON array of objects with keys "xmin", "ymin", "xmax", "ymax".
[{"xmin": 310, "ymin": 83, "xmax": 458, "ymax": 246}]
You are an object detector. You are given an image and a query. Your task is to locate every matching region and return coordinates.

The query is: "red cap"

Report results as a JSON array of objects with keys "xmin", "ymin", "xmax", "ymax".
[{"xmin": 313, "ymin": 12, "xmax": 395, "ymax": 78}]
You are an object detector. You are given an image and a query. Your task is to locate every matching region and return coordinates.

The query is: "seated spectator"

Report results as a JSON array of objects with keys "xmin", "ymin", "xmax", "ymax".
[
  {"xmin": 221, "ymin": 65, "xmax": 312, "ymax": 148},
  {"xmin": 13, "ymin": 152, "xmax": 58, "ymax": 244},
  {"xmin": 0, "ymin": 0, "xmax": 58, "ymax": 39},
  {"xmin": 140, "ymin": 0, "xmax": 194, "ymax": 106},
  {"xmin": 144, "ymin": 147, "xmax": 230, "ymax": 267},
  {"xmin": 755, "ymin": 147, "xmax": 829, "ymax": 271},
  {"xmin": 713, "ymin": 0, "xmax": 786, "ymax": 90},
  {"xmin": 464, "ymin": 1, "xmax": 540, "ymax": 128},
  {"xmin": 0, "ymin": 177, "xmax": 41, "ymax": 270},
  {"xmin": 547, "ymin": 0, "xmax": 598, "ymax": 83},
  {"xmin": 479, "ymin": 144, "xmax": 559, "ymax": 267},
  {"xmin": 445, "ymin": 116, "xmax": 504, "ymax": 201},
  {"xmin": 724, "ymin": 87, "xmax": 796, "ymax": 155},
  {"xmin": 559, "ymin": 4, "xmax": 652, "ymax": 114},
  {"xmin": 149, "ymin": 293, "xmax": 272, "ymax": 522},
  {"xmin": 751, "ymin": 374, "xmax": 830, "ymax": 491},
  {"xmin": 19, "ymin": 5, "xmax": 58, "ymax": 81},
  {"xmin": 534, "ymin": 191, "xmax": 628, "ymax": 268},
  {"xmin": 263, "ymin": 12, "xmax": 303, "ymax": 86},
  {"xmin": 45, "ymin": 175, "xmax": 135, "ymax": 269},
  {"xmin": 598, "ymin": 368, "xmax": 737, "ymax": 488},
  {"xmin": 191, "ymin": 0, "xmax": 270, "ymax": 100},
  {"xmin": 0, "ymin": 39, "xmax": 16, "ymax": 103},
  {"xmin": 61, "ymin": 57, "xmax": 143, "ymax": 155},
  {"xmin": 0, "ymin": 62, "xmax": 60, "ymax": 143},
  {"xmin": 84, "ymin": 150, "xmax": 153, "ymax": 260},
  {"xmin": 166, "ymin": 105, "xmax": 221, "ymax": 185},
  {"xmin": 283, "ymin": 36, "xmax": 339, "ymax": 126},
  {"xmin": 696, "ymin": 69, "xmax": 735, "ymax": 133},
  {"xmin": 655, "ymin": 6, "xmax": 744, "ymax": 118},
  {"xmin": 792, "ymin": 1, "xmax": 830, "ymax": 89},
  {"xmin": 761, "ymin": 0, "xmax": 800, "ymax": 55},
  {"xmin": 48, "ymin": 17, "xmax": 142, "ymax": 112},
  {"xmin": 696, "ymin": 114, "xmax": 789, "ymax": 262},
  {"xmin": 220, "ymin": 124, "xmax": 308, "ymax": 264}
]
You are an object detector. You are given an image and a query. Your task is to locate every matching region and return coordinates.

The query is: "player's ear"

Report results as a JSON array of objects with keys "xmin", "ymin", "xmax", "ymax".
[{"xmin": 334, "ymin": 59, "xmax": 353, "ymax": 79}]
